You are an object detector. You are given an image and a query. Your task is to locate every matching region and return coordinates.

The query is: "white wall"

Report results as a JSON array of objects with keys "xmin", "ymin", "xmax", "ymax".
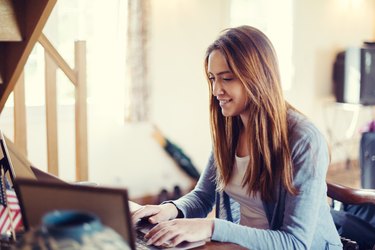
[
  {"xmin": 149, "ymin": 0, "xmax": 230, "ymax": 172},
  {"xmin": 287, "ymin": 0, "xmax": 375, "ymax": 163},
  {"xmin": 1, "ymin": 0, "xmax": 374, "ymax": 197}
]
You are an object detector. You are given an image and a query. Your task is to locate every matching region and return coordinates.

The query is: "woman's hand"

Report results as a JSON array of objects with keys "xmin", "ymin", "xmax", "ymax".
[
  {"xmin": 145, "ymin": 218, "xmax": 214, "ymax": 247},
  {"xmin": 132, "ymin": 203, "xmax": 178, "ymax": 224}
]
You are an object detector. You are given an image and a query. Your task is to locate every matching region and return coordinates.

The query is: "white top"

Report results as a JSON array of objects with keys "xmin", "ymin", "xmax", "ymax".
[{"xmin": 224, "ymin": 155, "xmax": 269, "ymax": 229}]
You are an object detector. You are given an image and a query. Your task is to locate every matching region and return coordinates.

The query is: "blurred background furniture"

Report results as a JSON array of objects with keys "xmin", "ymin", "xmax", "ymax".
[{"xmin": 327, "ymin": 181, "xmax": 375, "ymax": 250}]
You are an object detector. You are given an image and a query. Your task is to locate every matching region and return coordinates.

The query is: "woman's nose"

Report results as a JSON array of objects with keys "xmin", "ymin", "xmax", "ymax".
[{"xmin": 212, "ymin": 81, "xmax": 224, "ymax": 96}]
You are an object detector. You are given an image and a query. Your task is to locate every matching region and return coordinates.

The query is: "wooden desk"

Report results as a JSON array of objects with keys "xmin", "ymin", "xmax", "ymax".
[{"xmin": 196, "ymin": 241, "xmax": 246, "ymax": 249}]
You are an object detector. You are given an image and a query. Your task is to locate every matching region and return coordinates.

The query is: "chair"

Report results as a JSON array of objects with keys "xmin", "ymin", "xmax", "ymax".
[{"xmin": 327, "ymin": 181, "xmax": 375, "ymax": 250}]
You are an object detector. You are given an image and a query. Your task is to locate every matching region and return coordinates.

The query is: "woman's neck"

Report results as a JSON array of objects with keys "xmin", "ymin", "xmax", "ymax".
[{"xmin": 236, "ymin": 129, "xmax": 248, "ymax": 157}]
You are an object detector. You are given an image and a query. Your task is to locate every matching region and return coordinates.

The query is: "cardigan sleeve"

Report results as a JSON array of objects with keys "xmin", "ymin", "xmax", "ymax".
[{"xmin": 171, "ymin": 153, "xmax": 217, "ymax": 218}]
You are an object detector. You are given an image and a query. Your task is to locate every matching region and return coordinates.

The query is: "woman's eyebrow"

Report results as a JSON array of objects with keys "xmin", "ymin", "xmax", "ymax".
[{"xmin": 208, "ymin": 70, "xmax": 232, "ymax": 76}]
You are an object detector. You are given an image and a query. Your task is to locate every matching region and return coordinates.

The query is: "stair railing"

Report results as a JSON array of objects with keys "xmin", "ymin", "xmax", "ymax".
[{"xmin": 13, "ymin": 33, "xmax": 88, "ymax": 181}]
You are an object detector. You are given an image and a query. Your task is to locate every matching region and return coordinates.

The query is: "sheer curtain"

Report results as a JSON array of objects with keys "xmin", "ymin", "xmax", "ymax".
[{"xmin": 125, "ymin": 0, "xmax": 151, "ymax": 122}]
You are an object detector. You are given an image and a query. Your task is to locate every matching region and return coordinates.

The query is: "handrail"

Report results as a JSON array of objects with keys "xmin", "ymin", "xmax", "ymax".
[
  {"xmin": 12, "ymin": 32, "xmax": 89, "ymax": 181},
  {"xmin": 327, "ymin": 182, "xmax": 375, "ymax": 205},
  {"xmin": 38, "ymin": 33, "xmax": 77, "ymax": 85}
]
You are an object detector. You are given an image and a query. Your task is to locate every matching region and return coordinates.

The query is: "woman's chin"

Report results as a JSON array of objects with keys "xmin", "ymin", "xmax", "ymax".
[{"xmin": 221, "ymin": 109, "xmax": 234, "ymax": 117}]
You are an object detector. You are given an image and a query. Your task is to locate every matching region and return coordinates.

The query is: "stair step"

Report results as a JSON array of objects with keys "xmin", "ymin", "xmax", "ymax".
[
  {"xmin": 0, "ymin": 0, "xmax": 57, "ymax": 112},
  {"xmin": 0, "ymin": 0, "xmax": 22, "ymax": 41}
]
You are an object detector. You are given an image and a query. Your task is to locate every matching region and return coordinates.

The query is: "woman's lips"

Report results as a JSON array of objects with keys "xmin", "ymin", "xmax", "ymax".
[{"xmin": 219, "ymin": 99, "xmax": 231, "ymax": 107}]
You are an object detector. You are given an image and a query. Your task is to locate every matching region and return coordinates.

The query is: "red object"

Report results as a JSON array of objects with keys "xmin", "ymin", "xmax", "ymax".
[{"xmin": 0, "ymin": 189, "xmax": 23, "ymax": 235}]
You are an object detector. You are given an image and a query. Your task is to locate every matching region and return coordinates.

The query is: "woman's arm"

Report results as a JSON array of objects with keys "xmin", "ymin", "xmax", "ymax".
[
  {"xmin": 171, "ymin": 153, "xmax": 217, "ymax": 218},
  {"xmin": 132, "ymin": 153, "xmax": 217, "ymax": 226}
]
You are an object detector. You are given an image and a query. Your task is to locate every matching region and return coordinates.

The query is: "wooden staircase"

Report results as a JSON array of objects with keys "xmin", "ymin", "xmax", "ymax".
[
  {"xmin": 0, "ymin": 0, "xmax": 22, "ymax": 42},
  {"xmin": 0, "ymin": 0, "xmax": 89, "ymax": 182},
  {"xmin": 0, "ymin": 0, "xmax": 57, "ymax": 111}
]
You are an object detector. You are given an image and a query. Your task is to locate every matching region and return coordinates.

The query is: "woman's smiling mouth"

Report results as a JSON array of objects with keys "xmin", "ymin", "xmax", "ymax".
[{"xmin": 218, "ymin": 99, "xmax": 231, "ymax": 106}]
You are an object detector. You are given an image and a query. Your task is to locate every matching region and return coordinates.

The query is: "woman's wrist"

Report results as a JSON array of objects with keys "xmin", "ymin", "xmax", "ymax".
[{"xmin": 162, "ymin": 203, "xmax": 179, "ymax": 219}]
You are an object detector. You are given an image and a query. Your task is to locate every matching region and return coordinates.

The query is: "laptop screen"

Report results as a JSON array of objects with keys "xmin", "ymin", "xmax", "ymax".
[{"xmin": 14, "ymin": 178, "xmax": 136, "ymax": 249}]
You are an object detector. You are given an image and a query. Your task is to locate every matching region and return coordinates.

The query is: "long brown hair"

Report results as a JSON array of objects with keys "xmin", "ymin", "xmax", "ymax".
[{"xmin": 204, "ymin": 25, "xmax": 297, "ymax": 202}]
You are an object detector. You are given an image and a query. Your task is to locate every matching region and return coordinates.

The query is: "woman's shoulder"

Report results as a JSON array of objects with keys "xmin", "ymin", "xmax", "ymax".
[
  {"xmin": 287, "ymin": 109, "xmax": 327, "ymax": 152},
  {"xmin": 287, "ymin": 110, "xmax": 330, "ymax": 178}
]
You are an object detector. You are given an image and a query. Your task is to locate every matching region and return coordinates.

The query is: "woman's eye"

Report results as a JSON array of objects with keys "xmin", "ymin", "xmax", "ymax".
[
  {"xmin": 208, "ymin": 77, "xmax": 215, "ymax": 82},
  {"xmin": 223, "ymin": 78, "xmax": 233, "ymax": 82}
]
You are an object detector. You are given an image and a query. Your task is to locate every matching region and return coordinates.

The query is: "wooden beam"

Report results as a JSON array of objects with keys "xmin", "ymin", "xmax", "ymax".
[
  {"xmin": 0, "ymin": 0, "xmax": 57, "ymax": 113},
  {"xmin": 45, "ymin": 52, "xmax": 59, "ymax": 176},
  {"xmin": 74, "ymin": 41, "xmax": 88, "ymax": 181},
  {"xmin": 13, "ymin": 70, "xmax": 27, "ymax": 155},
  {"xmin": 0, "ymin": 44, "xmax": 4, "ymax": 84},
  {"xmin": 38, "ymin": 33, "xmax": 77, "ymax": 85}
]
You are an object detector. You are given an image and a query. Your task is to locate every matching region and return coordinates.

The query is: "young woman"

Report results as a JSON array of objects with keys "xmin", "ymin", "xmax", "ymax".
[{"xmin": 132, "ymin": 25, "xmax": 342, "ymax": 249}]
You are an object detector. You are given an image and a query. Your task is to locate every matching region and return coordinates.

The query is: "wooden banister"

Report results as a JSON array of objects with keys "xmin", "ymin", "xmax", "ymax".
[
  {"xmin": 327, "ymin": 182, "xmax": 375, "ymax": 205},
  {"xmin": 38, "ymin": 33, "xmax": 77, "ymax": 85},
  {"xmin": 39, "ymin": 37, "xmax": 88, "ymax": 181},
  {"xmin": 74, "ymin": 40, "xmax": 88, "ymax": 181},
  {"xmin": 2, "ymin": 1, "xmax": 88, "ymax": 182},
  {"xmin": 12, "ymin": 33, "xmax": 88, "ymax": 181}
]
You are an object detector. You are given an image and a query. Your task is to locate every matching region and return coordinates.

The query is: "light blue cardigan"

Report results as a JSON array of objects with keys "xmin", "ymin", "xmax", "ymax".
[{"xmin": 173, "ymin": 111, "xmax": 342, "ymax": 249}]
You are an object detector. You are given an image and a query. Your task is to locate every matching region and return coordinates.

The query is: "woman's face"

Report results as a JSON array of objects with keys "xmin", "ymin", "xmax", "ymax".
[{"xmin": 207, "ymin": 50, "xmax": 249, "ymax": 118}]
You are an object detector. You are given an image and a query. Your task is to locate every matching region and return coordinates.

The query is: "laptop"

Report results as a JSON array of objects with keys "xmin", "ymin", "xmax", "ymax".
[
  {"xmin": 13, "ymin": 178, "xmax": 140, "ymax": 249},
  {"xmin": 14, "ymin": 178, "xmax": 206, "ymax": 249}
]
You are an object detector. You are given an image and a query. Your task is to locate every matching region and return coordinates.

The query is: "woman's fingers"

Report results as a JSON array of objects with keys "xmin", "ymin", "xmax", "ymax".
[
  {"xmin": 132, "ymin": 203, "xmax": 178, "ymax": 224},
  {"xmin": 146, "ymin": 222, "xmax": 178, "ymax": 246},
  {"xmin": 148, "ymin": 229, "xmax": 176, "ymax": 246},
  {"xmin": 170, "ymin": 234, "xmax": 185, "ymax": 247},
  {"xmin": 144, "ymin": 219, "xmax": 213, "ymax": 247},
  {"xmin": 144, "ymin": 222, "xmax": 167, "ymax": 239},
  {"xmin": 132, "ymin": 205, "xmax": 159, "ymax": 223}
]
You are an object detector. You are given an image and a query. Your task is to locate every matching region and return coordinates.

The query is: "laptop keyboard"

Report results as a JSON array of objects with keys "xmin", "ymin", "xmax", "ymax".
[
  {"xmin": 135, "ymin": 218, "xmax": 160, "ymax": 249},
  {"xmin": 136, "ymin": 233, "xmax": 160, "ymax": 250},
  {"xmin": 136, "ymin": 235, "xmax": 152, "ymax": 249}
]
